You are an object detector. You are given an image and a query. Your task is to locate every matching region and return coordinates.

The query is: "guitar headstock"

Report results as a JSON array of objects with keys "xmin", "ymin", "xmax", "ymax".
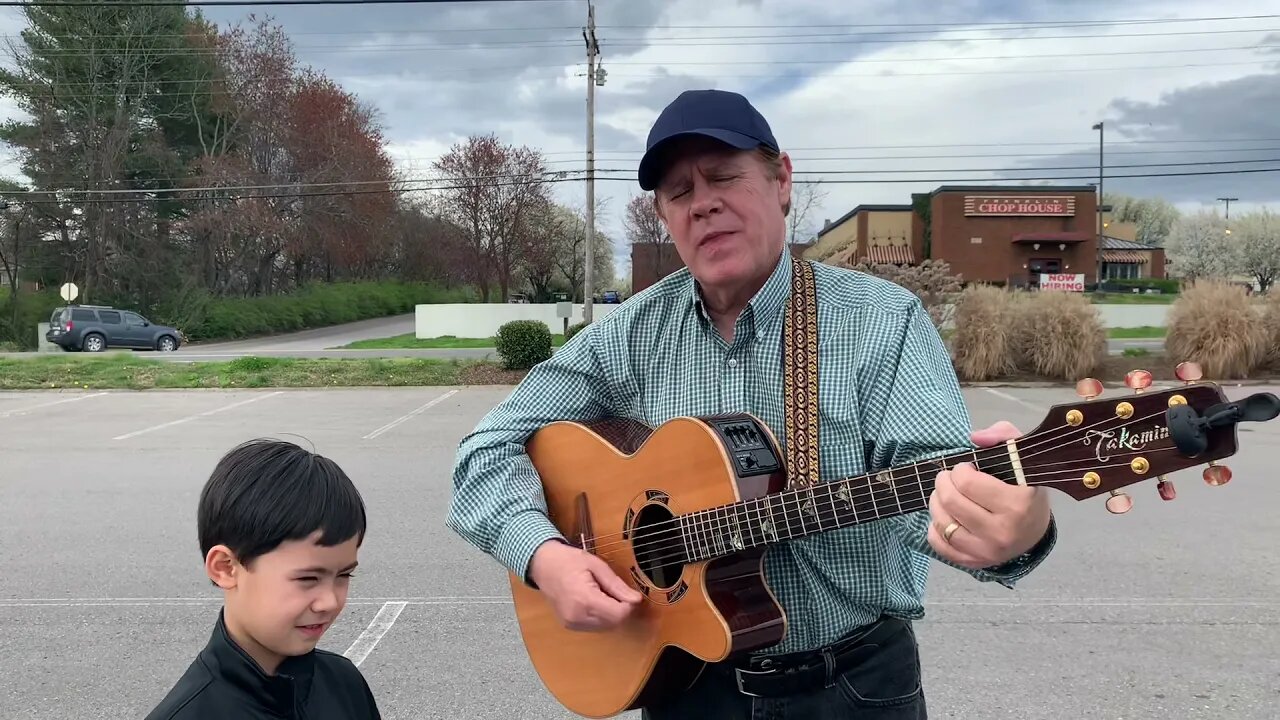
[{"xmin": 1017, "ymin": 362, "xmax": 1279, "ymax": 513}]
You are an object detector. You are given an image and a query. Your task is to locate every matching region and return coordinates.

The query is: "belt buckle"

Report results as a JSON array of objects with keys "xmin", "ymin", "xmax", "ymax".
[{"xmin": 733, "ymin": 659, "xmax": 776, "ymax": 698}]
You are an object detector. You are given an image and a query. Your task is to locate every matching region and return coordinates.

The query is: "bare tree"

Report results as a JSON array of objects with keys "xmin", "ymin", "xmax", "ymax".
[
  {"xmin": 623, "ymin": 194, "xmax": 672, "ymax": 286},
  {"xmin": 788, "ymin": 180, "xmax": 829, "ymax": 244}
]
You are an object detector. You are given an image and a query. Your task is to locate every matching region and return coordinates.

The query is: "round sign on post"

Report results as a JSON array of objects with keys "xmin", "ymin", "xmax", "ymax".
[{"xmin": 59, "ymin": 282, "xmax": 78, "ymax": 302}]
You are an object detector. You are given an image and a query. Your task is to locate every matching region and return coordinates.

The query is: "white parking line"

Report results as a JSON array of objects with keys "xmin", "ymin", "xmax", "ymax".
[
  {"xmin": 112, "ymin": 391, "xmax": 284, "ymax": 440},
  {"xmin": 980, "ymin": 387, "xmax": 1042, "ymax": 411},
  {"xmin": 362, "ymin": 389, "xmax": 458, "ymax": 439},
  {"xmin": 0, "ymin": 392, "xmax": 108, "ymax": 418},
  {"xmin": 343, "ymin": 601, "xmax": 407, "ymax": 667}
]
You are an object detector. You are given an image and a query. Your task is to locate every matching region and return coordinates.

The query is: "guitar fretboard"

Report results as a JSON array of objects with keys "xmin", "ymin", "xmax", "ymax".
[{"xmin": 669, "ymin": 445, "xmax": 1016, "ymax": 563}]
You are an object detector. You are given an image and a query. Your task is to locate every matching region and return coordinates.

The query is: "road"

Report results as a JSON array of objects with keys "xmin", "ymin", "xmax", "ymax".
[
  {"xmin": 2, "ymin": 384, "xmax": 1277, "ymax": 720},
  {"xmin": 3, "ymin": 311, "xmax": 1164, "ymax": 361}
]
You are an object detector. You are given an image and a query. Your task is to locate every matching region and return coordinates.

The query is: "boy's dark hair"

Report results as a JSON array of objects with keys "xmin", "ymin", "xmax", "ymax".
[{"xmin": 198, "ymin": 437, "xmax": 367, "ymax": 567}]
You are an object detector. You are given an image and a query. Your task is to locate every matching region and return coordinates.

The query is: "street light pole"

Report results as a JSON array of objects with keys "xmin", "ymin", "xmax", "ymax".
[
  {"xmin": 582, "ymin": 1, "xmax": 600, "ymax": 323},
  {"xmin": 1217, "ymin": 196, "xmax": 1238, "ymax": 219},
  {"xmin": 1092, "ymin": 121, "xmax": 1104, "ymax": 286}
]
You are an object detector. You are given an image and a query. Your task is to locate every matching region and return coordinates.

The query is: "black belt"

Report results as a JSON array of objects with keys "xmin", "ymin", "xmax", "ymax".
[{"xmin": 729, "ymin": 616, "xmax": 907, "ymax": 698}]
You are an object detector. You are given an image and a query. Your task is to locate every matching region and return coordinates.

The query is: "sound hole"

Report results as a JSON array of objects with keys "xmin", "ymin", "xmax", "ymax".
[{"xmin": 632, "ymin": 503, "xmax": 686, "ymax": 589}]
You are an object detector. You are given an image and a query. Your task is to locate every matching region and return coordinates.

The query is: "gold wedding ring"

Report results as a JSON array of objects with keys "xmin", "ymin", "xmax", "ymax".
[{"xmin": 943, "ymin": 522, "xmax": 960, "ymax": 542}]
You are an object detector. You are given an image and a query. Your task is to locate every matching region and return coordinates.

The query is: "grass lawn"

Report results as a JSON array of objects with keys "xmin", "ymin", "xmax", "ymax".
[
  {"xmin": 1107, "ymin": 325, "xmax": 1165, "ymax": 338},
  {"xmin": 339, "ymin": 333, "xmax": 566, "ymax": 349},
  {"xmin": 0, "ymin": 353, "xmax": 487, "ymax": 389},
  {"xmin": 1090, "ymin": 292, "xmax": 1177, "ymax": 304}
]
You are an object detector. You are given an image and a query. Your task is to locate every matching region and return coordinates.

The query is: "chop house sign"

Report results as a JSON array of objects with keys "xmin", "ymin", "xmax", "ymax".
[{"xmin": 964, "ymin": 195, "xmax": 1076, "ymax": 216}]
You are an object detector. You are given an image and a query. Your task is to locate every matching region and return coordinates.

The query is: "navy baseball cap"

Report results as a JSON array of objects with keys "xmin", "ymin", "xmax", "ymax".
[{"xmin": 637, "ymin": 89, "xmax": 779, "ymax": 191}]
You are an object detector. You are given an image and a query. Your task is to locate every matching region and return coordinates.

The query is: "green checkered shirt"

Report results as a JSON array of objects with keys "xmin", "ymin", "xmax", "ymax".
[{"xmin": 447, "ymin": 250, "xmax": 1054, "ymax": 655}]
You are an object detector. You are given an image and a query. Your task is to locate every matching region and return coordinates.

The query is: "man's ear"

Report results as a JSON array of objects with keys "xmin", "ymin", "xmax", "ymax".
[
  {"xmin": 205, "ymin": 545, "xmax": 241, "ymax": 589},
  {"xmin": 776, "ymin": 151, "xmax": 794, "ymax": 208}
]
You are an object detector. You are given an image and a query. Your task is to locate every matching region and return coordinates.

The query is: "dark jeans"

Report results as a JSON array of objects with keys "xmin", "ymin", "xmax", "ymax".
[{"xmin": 640, "ymin": 618, "xmax": 926, "ymax": 720}]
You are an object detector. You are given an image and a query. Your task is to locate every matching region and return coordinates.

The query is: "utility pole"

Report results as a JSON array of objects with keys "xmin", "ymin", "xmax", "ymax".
[
  {"xmin": 1092, "ymin": 121, "xmax": 1104, "ymax": 285},
  {"xmin": 582, "ymin": 1, "xmax": 601, "ymax": 323},
  {"xmin": 1217, "ymin": 196, "xmax": 1238, "ymax": 219}
]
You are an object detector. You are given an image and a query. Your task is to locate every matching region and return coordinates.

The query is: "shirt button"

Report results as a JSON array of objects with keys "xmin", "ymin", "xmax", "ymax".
[{"xmin": 727, "ymin": 358, "xmax": 738, "ymax": 368}]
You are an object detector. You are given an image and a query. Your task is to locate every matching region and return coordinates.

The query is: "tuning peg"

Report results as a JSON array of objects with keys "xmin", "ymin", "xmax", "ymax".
[
  {"xmin": 1175, "ymin": 361, "xmax": 1203, "ymax": 385},
  {"xmin": 1203, "ymin": 462, "xmax": 1232, "ymax": 487},
  {"xmin": 1075, "ymin": 377, "xmax": 1103, "ymax": 401},
  {"xmin": 1157, "ymin": 476, "xmax": 1176, "ymax": 501},
  {"xmin": 1105, "ymin": 489, "xmax": 1133, "ymax": 514},
  {"xmin": 1124, "ymin": 369, "xmax": 1153, "ymax": 394}
]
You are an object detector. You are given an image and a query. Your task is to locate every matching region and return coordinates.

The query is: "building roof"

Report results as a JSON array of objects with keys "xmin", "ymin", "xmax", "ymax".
[
  {"xmin": 815, "ymin": 204, "xmax": 913, "ymax": 240},
  {"xmin": 929, "ymin": 184, "xmax": 1099, "ymax": 195},
  {"xmin": 1101, "ymin": 235, "xmax": 1161, "ymax": 250}
]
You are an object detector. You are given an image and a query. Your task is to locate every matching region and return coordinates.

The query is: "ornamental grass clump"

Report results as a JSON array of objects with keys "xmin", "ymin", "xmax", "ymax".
[
  {"xmin": 950, "ymin": 284, "xmax": 1018, "ymax": 381},
  {"xmin": 1165, "ymin": 279, "xmax": 1269, "ymax": 379},
  {"xmin": 1009, "ymin": 290, "xmax": 1107, "ymax": 382}
]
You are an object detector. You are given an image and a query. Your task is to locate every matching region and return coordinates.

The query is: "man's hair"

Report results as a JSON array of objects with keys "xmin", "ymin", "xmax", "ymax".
[{"xmin": 197, "ymin": 437, "xmax": 367, "ymax": 567}]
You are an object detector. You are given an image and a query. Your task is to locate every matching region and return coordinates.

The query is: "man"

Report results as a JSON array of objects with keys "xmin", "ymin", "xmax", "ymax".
[{"xmin": 447, "ymin": 89, "xmax": 1056, "ymax": 718}]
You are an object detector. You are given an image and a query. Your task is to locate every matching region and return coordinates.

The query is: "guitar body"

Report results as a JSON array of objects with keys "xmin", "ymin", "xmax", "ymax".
[{"xmin": 509, "ymin": 413, "xmax": 789, "ymax": 718}]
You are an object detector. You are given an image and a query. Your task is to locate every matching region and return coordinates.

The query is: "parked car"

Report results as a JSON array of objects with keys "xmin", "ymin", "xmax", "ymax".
[{"xmin": 45, "ymin": 304, "xmax": 184, "ymax": 353}]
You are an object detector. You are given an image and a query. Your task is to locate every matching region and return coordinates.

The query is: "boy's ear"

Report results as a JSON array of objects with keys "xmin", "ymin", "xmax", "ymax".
[{"xmin": 205, "ymin": 545, "xmax": 242, "ymax": 589}]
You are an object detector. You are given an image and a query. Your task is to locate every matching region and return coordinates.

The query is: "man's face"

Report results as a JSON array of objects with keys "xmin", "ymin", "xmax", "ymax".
[
  {"xmin": 652, "ymin": 136, "xmax": 792, "ymax": 294},
  {"xmin": 213, "ymin": 530, "xmax": 359, "ymax": 674}
]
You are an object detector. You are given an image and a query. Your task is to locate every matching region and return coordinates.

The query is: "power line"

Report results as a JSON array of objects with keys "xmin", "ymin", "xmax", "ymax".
[
  {"xmin": 5, "ymin": 13, "xmax": 1274, "ymax": 41},
  {"xmin": 4, "ymin": 157, "xmax": 1276, "ymax": 196},
  {"xmin": 600, "ymin": 14, "xmax": 1280, "ymax": 30},
  {"xmin": 5, "ymin": 166, "xmax": 1279, "ymax": 204}
]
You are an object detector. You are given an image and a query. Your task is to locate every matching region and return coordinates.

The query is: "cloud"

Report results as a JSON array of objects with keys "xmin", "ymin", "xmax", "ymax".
[{"xmin": 1, "ymin": 0, "xmax": 1278, "ymax": 281}]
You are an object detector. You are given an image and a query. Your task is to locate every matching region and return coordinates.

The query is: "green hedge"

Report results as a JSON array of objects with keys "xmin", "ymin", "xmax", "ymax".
[
  {"xmin": 0, "ymin": 281, "xmax": 475, "ymax": 350},
  {"xmin": 495, "ymin": 320, "xmax": 553, "ymax": 370},
  {"xmin": 1107, "ymin": 278, "xmax": 1181, "ymax": 294}
]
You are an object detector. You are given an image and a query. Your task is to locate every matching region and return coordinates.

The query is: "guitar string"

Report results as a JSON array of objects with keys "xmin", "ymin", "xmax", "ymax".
[
  {"xmin": 617, "ymin": 443, "xmax": 1198, "ymax": 570},
  {"xmin": 584, "ymin": 400, "xmax": 1168, "ymax": 560},
  {"xmin": 580, "ymin": 398, "xmax": 1176, "ymax": 556},
  {"xmin": 590, "ymin": 401, "xmax": 1188, "ymax": 562}
]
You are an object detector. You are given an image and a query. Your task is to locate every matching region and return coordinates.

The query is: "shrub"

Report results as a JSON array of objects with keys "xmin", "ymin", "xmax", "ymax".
[
  {"xmin": 838, "ymin": 258, "xmax": 963, "ymax": 330},
  {"xmin": 950, "ymin": 284, "xmax": 1019, "ymax": 381},
  {"xmin": 565, "ymin": 321, "xmax": 588, "ymax": 342},
  {"xmin": 495, "ymin": 320, "xmax": 553, "ymax": 370},
  {"xmin": 1165, "ymin": 279, "xmax": 1269, "ymax": 379},
  {"xmin": 1009, "ymin": 290, "xmax": 1107, "ymax": 381},
  {"xmin": 1262, "ymin": 292, "xmax": 1280, "ymax": 371}
]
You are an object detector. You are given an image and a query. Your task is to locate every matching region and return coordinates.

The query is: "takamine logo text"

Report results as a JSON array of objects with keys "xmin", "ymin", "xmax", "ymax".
[{"xmin": 1083, "ymin": 425, "xmax": 1171, "ymax": 462}]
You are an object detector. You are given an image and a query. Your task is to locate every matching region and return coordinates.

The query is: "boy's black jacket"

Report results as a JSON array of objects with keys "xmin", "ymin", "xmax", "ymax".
[{"xmin": 144, "ymin": 609, "xmax": 381, "ymax": 720}]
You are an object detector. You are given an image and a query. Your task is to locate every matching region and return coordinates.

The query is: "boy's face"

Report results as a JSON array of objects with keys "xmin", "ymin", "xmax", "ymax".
[{"xmin": 206, "ymin": 529, "xmax": 360, "ymax": 674}]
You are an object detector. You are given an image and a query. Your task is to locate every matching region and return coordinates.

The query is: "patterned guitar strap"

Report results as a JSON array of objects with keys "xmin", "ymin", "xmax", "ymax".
[{"xmin": 782, "ymin": 255, "xmax": 821, "ymax": 491}]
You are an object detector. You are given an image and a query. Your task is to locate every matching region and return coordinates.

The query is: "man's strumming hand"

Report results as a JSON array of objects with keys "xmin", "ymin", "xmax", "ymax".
[{"xmin": 528, "ymin": 539, "xmax": 643, "ymax": 632}]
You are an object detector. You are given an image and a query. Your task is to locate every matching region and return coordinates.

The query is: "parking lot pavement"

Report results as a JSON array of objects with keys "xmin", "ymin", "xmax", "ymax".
[{"xmin": 1, "ymin": 383, "xmax": 1277, "ymax": 720}]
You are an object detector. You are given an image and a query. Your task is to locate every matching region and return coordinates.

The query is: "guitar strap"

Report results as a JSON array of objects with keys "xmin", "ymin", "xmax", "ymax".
[{"xmin": 782, "ymin": 254, "xmax": 821, "ymax": 491}]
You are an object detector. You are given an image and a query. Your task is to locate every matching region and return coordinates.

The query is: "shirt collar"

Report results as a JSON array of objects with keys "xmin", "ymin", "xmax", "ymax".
[
  {"xmin": 201, "ymin": 607, "xmax": 315, "ymax": 714},
  {"xmin": 687, "ymin": 248, "xmax": 794, "ymax": 340}
]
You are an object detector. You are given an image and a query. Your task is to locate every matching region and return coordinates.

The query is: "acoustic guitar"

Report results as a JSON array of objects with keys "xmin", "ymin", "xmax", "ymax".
[{"xmin": 506, "ymin": 363, "xmax": 1279, "ymax": 718}]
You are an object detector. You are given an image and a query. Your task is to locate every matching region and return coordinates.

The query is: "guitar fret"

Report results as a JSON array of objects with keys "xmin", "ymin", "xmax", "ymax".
[{"xmin": 675, "ymin": 445, "xmax": 1020, "ymax": 563}]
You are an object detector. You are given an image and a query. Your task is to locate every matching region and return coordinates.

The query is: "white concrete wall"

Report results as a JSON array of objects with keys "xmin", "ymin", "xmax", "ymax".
[
  {"xmin": 941, "ymin": 303, "xmax": 1170, "ymax": 330},
  {"xmin": 1094, "ymin": 304, "xmax": 1171, "ymax": 328},
  {"xmin": 419, "ymin": 302, "xmax": 1172, "ymax": 339},
  {"xmin": 415, "ymin": 303, "xmax": 622, "ymax": 338}
]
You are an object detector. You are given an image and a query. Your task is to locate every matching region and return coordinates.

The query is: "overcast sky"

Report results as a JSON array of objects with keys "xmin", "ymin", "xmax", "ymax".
[{"xmin": 1, "ymin": 0, "xmax": 1278, "ymax": 284}]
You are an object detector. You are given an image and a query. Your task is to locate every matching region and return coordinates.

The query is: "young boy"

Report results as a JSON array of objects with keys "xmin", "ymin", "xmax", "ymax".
[{"xmin": 145, "ymin": 437, "xmax": 382, "ymax": 720}]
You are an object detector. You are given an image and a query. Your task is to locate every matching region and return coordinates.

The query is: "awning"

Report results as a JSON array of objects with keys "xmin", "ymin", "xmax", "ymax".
[
  {"xmin": 1102, "ymin": 250, "xmax": 1148, "ymax": 264},
  {"xmin": 865, "ymin": 244, "xmax": 914, "ymax": 264}
]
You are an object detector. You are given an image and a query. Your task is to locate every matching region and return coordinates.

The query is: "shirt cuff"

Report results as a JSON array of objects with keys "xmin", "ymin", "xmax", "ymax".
[
  {"xmin": 493, "ymin": 509, "xmax": 565, "ymax": 586},
  {"xmin": 978, "ymin": 514, "xmax": 1058, "ymax": 588}
]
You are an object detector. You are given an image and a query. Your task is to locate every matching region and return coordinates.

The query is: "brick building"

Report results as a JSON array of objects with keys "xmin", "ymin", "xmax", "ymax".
[{"xmin": 806, "ymin": 184, "xmax": 1166, "ymax": 288}]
